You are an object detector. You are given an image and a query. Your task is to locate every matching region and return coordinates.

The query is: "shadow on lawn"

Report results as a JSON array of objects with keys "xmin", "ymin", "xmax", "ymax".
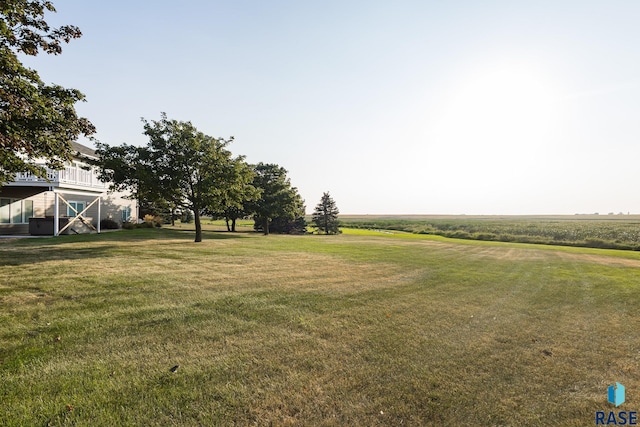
[{"xmin": 0, "ymin": 228, "xmax": 251, "ymax": 267}]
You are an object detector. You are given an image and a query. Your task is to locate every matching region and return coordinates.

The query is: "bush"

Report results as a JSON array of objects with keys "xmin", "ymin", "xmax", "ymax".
[
  {"xmin": 143, "ymin": 214, "xmax": 162, "ymax": 228},
  {"xmin": 446, "ymin": 230, "xmax": 471, "ymax": 239},
  {"xmin": 100, "ymin": 219, "xmax": 119, "ymax": 230},
  {"xmin": 254, "ymin": 215, "xmax": 307, "ymax": 234},
  {"xmin": 122, "ymin": 221, "xmax": 155, "ymax": 230},
  {"xmin": 474, "ymin": 232, "xmax": 497, "ymax": 241},
  {"xmin": 122, "ymin": 222, "xmax": 136, "ymax": 230},
  {"xmin": 584, "ymin": 238, "xmax": 617, "ymax": 249},
  {"xmin": 181, "ymin": 210, "xmax": 193, "ymax": 224}
]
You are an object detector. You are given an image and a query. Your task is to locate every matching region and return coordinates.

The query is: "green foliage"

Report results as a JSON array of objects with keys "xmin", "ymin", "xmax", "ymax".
[
  {"xmin": 249, "ymin": 163, "xmax": 306, "ymax": 234},
  {"xmin": 181, "ymin": 209, "xmax": 193, "ymax": 224},
  {"xmin": 122, "ymin": 221, "xmax": 137, "ymax": 230},
  {"xmin": 259, "ymin": 214, "xmax": 307, "ymax": 234},
  {"xmin": 0, "ymin": 0, "xmax": 95, "ymax": 185},
  {"xmin": 122, "ymin": 221, "xmax": 162, "ymax": 230},
  {"xmin": 312, "ymin": 191, "xmax": 341, "ymax": 235},
  {"xmin": 95, "ymin": 113, "xmax": 238, "ymax": 242},
  {"xmin": 92, "ymin": 147, "xmax": 174, "ymax": 223},
  {"xmin": 99, "ymin": 218, "xmax": 119, "ymax": 230},
  {"xmin": 206, "ymin": 156, "xmax": 259, "ymax": 232},
  {"xmin": 94, "ymin": 143, "xmax": 148, "ymax": 195}
]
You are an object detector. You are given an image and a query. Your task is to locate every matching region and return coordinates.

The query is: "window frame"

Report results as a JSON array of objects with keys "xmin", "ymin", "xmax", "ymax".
[
  {"xmin": 66, "ymin": 201, "xmax": 86, "ymax": 217},
  {"xmin": 121, "ymin": 206, "xmax": 132, "ymax": 222},
  {"xmin": 0, "ymin": 198, "xmax": 34, "ymax": 224}
]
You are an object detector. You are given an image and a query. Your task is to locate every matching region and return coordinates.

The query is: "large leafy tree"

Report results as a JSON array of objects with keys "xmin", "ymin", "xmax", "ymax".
[
  {"xmin": 312, "ymin": 192, "xmax": 340, "ymax": 235},
  {"xmin": 94, "ymin": 142, "xmax": 174, "ymax": 221},
  {"xmin": 96, "ymin": 113, "xmax": 238, "ymax": 242},
  {"xmin": 249, "ymin": 163, "xmax": 306, "ymax": 235},
  {"xmin": 0, "ymin": 0, "xmax": 95, "ymax": 185},
  {"xmin": 209, "ymin": 157, "xmax": 259, "ymax": 232}
]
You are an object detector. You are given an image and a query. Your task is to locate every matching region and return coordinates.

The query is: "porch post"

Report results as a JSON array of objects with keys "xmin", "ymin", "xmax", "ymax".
[
  {"xmin": 53, "ymin": 193, "xmax": 59, "ymax": 236},
  {"xmin": 97, "ymin": 196, "xmax": 101, "ymax": 233}
]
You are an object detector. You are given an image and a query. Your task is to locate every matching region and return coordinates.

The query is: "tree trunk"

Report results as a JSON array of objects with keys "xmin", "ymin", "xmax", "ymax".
[
  {"xmin": 194, "ymin": 209, "xmax": 202, "ymax": 242},
  {"xmin": 263, "ymin": 217, "xmax": 269, "ymax": 235},
  {"xmin": 225, "ymin": 216, "xmax": 231, "ymax": 232},
  {"xmin": 231, "ymin": 217, "xmax": 237, "ymax": 232},
  {"xmin": 171, "ymin": 202, "xmax": 175, "ymax": 226}
]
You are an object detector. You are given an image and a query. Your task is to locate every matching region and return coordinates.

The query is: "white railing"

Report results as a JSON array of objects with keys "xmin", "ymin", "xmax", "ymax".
[{"xmin": 13, "ymin": 163, "xmax": 107, "ymax": 189}]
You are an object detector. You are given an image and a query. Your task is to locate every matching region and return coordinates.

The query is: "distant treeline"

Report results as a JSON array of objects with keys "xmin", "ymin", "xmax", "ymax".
[{"xmin": 339, "ymin": 217, "xmax": 640, "ymax": 251}]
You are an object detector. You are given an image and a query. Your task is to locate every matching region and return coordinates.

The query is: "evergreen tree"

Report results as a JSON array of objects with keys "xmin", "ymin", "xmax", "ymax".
[{"xmin": 312, "ymin": 192, "xmax": 340, "ymax": 235}]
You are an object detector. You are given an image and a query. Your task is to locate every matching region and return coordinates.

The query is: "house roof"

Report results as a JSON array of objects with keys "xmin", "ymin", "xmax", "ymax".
[{"xmin": 71, "ymin": 141, "xmax": 97, "ymax": 159}]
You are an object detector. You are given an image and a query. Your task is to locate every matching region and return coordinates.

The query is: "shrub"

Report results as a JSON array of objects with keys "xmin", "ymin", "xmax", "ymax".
[
  {"xmin": 122, "ymin": 222, "xmax": 136, "ymax": 230},
  {"xmin": 143, "ymin": 214, "xmax": 163, "ymax": 228},
  {"xmin": 254, "ymin": 215, "xmax": 307, "ymax": 234},
  {"xmin": 584, "ymin": 238, "xmax": 617, "ymax": 250},
  {"xmin": 122, "ymin": 221, "xmax": 154, "ymax": 230},
  {"xmin": 474, "ymin": 232, "xmax": 497, "ymax": 241},
  {"xmin": 446, "ymin": 230, "xmax": 471, "ymax": 239},
  {"xmin": 100, "ymin": 219, "xmax": 119, "ymax": 230},
  {"xmin": 181, "ymin": 210, "xmax": 193, "ymax": 224}
]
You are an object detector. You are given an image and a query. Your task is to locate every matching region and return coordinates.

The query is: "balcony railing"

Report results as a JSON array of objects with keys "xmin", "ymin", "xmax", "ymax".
[{"xmin": 13, "ymin": 164, "xmax": 107, "ymax": 189}]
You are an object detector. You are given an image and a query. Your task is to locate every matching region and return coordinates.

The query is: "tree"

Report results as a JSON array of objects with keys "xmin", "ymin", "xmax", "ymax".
[
  {"xmin": 249, "ymin": 163, "xmax": 306, "ymax": 235},
  {"xmin": 208, "ymin": 156, "xmax": 259, "ymax": 232},
  {"xmin": 94, "ymin": 142, "xmax": 174, "ymax": 222},
  {"xmin": 96, "ymin": 113, "xmax": 238, "ymax": 242},
  {"xmin": 312, "ymin": 192, "xmax": 340, "ymax": 235},
  {"xmin": 0, "ymin": 0, "xmax": 95, "ymax": 185}
]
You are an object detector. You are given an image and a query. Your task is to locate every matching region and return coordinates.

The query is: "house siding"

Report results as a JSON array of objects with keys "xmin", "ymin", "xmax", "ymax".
[
  {"xmin": 0, "ymin": 187, "xmax": 137, "ymax": 235},
  {"xmin": 0, "ymin": 186, "xmax": 49, "ymax": 217},
  {"xmin": 0, "ymin": 223, "xmax": 29, "ymax": 234},
  {"xmin": 0, "ymin": 187, "xmax": 46, "ymax": 234},
  {"xmin": 100, "ymin": 190, "xmax": 137, "ymax": 223},
  {"xmin": 1, "ymin": 142, "xmax": 137, "ymax": 236}
]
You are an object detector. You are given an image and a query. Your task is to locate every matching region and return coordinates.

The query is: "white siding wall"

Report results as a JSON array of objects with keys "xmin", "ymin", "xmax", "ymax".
[{"xmin": 0, "ymin": 187, "xmax": 138, "ymax": 234}]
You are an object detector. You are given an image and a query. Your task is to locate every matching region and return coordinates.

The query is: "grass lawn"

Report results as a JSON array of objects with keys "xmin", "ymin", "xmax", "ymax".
[{"xmin": 1, "ymin": 226, "xmax": 640, "ymax": 425}]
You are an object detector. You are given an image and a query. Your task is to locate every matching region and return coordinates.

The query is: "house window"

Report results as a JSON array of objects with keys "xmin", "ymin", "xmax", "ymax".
[
  {"xmin": 0, "ymin": 199, "xmax": 8, "ymax": 224},
  {"xmin": 0, "ymin": 199, "xmax": 34, "ymax": 224},
  {"xmin": 121, "ymin": 206, "xmax": 132, "ymax": 222},
  {"xmin": 67, "ymin": 201, "xmax": 86, "ymax": 217}
]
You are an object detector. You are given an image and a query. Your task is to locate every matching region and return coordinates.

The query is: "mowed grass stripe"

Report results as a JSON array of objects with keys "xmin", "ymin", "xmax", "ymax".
[{"xmin": 1, "ymin": 227, "xmax": 639, "ymax": 426}]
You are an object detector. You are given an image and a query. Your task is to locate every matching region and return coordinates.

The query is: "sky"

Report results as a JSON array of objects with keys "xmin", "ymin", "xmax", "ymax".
[{"xmin": 22, "ymin": 1, "xmax": 640, "ymax": 214}]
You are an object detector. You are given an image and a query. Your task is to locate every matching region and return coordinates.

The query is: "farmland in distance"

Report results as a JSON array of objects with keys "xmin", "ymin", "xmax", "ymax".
[{"xmin": 339, "ymin": 214, "xmax": 640, "ymax": 250}]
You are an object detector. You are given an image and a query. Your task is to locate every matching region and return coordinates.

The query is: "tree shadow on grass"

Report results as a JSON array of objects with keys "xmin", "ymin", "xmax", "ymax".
[{"xmin": 0, "ymin": 228, "xmax": 253, "ymax": 267}]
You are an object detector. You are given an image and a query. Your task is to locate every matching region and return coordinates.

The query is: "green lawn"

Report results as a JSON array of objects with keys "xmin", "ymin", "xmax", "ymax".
[{"xmin": 1, "ymin": 226, "xmax": 639, "ymax": 425}]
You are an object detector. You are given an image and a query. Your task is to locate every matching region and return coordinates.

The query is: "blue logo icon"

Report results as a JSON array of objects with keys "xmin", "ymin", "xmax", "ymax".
[{"xmin": 608, "ymin": 382, "xmax": 625, "ymax": 407}]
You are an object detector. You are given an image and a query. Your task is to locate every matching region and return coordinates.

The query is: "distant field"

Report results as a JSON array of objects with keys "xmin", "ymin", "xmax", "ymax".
[
  {"xmin": 339, "ymin": 214, "xmax": 640, "ymax": 250},
  {"xmin": 2, "ymin": 226, "xmax": 640, "ymax": 425}
]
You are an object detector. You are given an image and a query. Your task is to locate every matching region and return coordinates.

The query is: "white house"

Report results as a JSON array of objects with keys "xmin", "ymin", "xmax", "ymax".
[{"xmin": 0, "ymin": 142, "xmax": 137, "ymax": 235}]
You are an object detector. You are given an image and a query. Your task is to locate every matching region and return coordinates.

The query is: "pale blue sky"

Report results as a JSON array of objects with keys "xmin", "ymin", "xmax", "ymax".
[{"xmin": 24, "ymin": 1, "xmax": 640, "ymax": 214}]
